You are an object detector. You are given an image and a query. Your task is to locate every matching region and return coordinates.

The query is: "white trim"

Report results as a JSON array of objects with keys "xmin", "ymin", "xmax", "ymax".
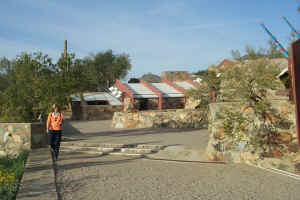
[{"xmin": 277, "ymin": 67, "xmax": 288, "ymax": 78}]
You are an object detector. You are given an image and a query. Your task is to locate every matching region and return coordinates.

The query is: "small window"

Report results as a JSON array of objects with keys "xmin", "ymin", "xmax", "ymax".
[{"xmin": 87, "ymin": 100, "xmax": 109, "ymax": 105}]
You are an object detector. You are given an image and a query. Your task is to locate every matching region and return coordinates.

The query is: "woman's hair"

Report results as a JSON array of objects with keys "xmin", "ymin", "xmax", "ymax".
[{"xmin": 51, "ymin": 104, "xmax": 61, "ymax": 112}]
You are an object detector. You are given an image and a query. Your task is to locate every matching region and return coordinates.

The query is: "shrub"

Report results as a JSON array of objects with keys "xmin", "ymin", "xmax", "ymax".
[{"xmin": 0, "ymin": 152, "xmax": 28, "ymax": 200}]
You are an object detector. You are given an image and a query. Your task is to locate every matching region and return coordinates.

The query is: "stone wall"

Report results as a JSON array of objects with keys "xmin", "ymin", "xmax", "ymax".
[
  {"xmin": 31, "ymin": 123, "xmax": 48, "ymax": 148},
  {"xmin": 206, "ymin": 101, "xmax": 299, "ymax": 173},
  {"xmin": 0, "ymin": 123, "xmax": 30, "ymax": 157},
  {"xmin": 0, "ymin": 123, "xmax": 47, "ymax": 157},
  {"xmin": 123, "ymin": 97, "xmax": 133, "ymax": 111},
  {"xmin": 112, "ymin": 109, "xmax": 207, "ymax": 129},
  {"xmin": 72, "ymin": 104, "xmax": 123, "ymax": 120},
  {"xmin": 185, "ymin": 97, "xmax": 201, "ymax": 109}
]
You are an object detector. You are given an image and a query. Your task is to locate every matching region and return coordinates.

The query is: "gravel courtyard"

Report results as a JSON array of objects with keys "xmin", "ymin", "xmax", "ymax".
[{"xmin": 54, "ymin": 120, "xmax": 300, "ymax": 200}]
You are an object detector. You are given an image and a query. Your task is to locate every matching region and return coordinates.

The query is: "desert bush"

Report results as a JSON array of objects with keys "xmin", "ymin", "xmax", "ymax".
[{"xmin": 0, "ymin": 152, "xmax": 28, "ymax": 200}]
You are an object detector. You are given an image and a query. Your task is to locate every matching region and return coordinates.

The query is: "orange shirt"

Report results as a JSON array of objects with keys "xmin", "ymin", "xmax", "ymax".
[{"xmin": 47, "ymin": 112, "xmax": 64, "ymax": 131}]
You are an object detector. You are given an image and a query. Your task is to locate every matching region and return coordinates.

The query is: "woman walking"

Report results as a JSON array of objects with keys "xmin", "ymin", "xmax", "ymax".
[{"xmin": 47, "ymin": 104, "xmax": 64, "ymax": 161}]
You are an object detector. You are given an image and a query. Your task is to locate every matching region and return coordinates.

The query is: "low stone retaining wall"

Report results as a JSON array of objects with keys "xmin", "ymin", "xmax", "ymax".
[
  {"xmin": 206, "ymin": 100, "xmax": 299, "ymax": 173},
  {"xmin": 0, "ymin": 123, "xmax": 47, "ymax": 158},
  {"xmin": 112, "ymin": 109, "xmax": 207, "ymax": 129}
]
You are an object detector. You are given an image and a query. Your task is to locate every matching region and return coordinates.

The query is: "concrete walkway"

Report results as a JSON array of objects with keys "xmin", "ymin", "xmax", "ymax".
[{"xmin": 16, "ymin": 148, "xmax": 57, "ymax": 200}]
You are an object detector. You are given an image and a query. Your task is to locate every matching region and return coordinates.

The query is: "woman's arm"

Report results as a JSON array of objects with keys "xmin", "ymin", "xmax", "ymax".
[{"xmin": 46, "ymin": 113, "xmax": 51, "ymax": 133}]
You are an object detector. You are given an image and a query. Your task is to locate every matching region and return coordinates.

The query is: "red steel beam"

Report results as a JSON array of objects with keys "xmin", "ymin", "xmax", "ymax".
[
  {"xmin": 291, "ymin": 38, "xmax": 300, "ymax": 148},
  {"xmin": 288, "ymin": 57, "xmax": 293, "ymax": 101},
  {"xmin": 114, "ymin": 79, "xmax": 134, "ymax": 108},
  {"xmin": 140, "ymin": 79, "xmax": 163, "ymax": 110}
]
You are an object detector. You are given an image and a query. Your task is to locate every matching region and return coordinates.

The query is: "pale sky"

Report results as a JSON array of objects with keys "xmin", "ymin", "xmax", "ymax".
[{"xmin": 1, "ymin": 0, "xmax": 299, "ymax": 79}]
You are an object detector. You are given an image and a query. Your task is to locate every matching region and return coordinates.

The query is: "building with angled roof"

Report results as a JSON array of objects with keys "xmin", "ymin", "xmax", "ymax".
[
  {"xmin": 70, "ymin": 92, "xmax": 123, "ymax": 120},
  {"xmin": 114, "ymin": 77, "xmax": 199, "ymax": 110}
]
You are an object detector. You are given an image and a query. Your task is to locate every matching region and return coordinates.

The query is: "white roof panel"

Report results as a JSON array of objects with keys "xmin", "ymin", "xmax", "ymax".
[
  {"xmin": 277, "ymin": 67, "xmax": 288, "ymax": 78},
  {"xmin": 70, "ymin": 92, "xmax": 122, "ymax": 105},
  {"xmin": 126, "ymin": 83, "xmax": 158, "ymax": 98},
  {"xmin": 175, "ymin": 81, "xmax": 196, "ymax": 90},
  {"xmin": 151, "ymin": 83, "xmax": 184, "ymax": 97}
]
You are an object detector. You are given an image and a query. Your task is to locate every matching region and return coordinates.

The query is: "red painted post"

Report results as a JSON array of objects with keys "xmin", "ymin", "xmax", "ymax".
[
  {"xmin": 114, "ymin": 80, "xmax": 135, "ymax": 108},
  {"xmin": 291, "ymin": 38, "xmax": 300, "ymax": 148},
  {"xmin": 288, "ymin": 57, "xmax": 293, "ymax": 101},
  {"xmin": 140, "ymin": 79, "xmax": 163, "ymax": 110},
  {"xmin": 161, "ymin": 78, "xmax": 187, "ymax": 94}
]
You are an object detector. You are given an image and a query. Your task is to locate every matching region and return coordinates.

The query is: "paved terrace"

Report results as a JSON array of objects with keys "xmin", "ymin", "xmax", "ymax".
[{"xmin": 17, "ymin": 120, "xmax": 300, "ymax": 200}]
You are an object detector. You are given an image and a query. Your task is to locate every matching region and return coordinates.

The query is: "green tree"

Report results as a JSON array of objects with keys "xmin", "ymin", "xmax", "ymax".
[
  {"xmin": 84, "ymin": 50, "xmax": 131, "ymax": 89},
  {"xmin": 231, "ymin": 50, "xmax": 242, "ymax": 62},
  {"xmin": 266, "ymin": 40, "xmax": 285, "ymax": 59},
  {"xmin": 221, "ymin": 59, "xmax": 281, "ymax": 104},
  {"xmin": 0, "ymin": 53, "xmax": 57, "ymax": 122},
  {"xmin": 231, "ymin": 41, "xmax": 286, "ymax": 61},
  {"xmin": 193, "ymin": 69, "xmax": 208, "ymax": 80},
  {"xmin": 186, "ymin": 70, "xmax": 222, "ymax": 112},
  {"xmin": 220, "ymin": 59, "xmax": 288, "ymax": 155},
  {"xmin": 0, "ymin": 49, "xmax": 132, "ymax": 122},
  {"xmin": 128, "ymin": 78, "xmax": 140, "ymax": 83}
]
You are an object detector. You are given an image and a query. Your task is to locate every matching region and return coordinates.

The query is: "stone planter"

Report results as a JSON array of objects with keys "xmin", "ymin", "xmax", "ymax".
[{"xmin": 0, "ymin": 123, "xmax": 47, "ymax": 158}]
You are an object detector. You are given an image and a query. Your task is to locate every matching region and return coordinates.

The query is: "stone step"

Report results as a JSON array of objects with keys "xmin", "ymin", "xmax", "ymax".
[
  {"xmin": 61, "ymin": 142, "xmax": 126, "ymax": 148},
  {"xmin": 60, "ymin": 146, "xmax": 115, "ymax": 153},
  {"xmin": 61, "ymin": 148, "xmax": 145, "ymax": 158},
  {"xmin": 120, "ymin": 148, "xmax": 157, "ymax": 154},
  {"xmin": 61, "ymin": 146, "xmax": 158, "ymax": 154},
  {"xmin": 135, "ymin": 144, "xmax": 165, "ymax": 150},
  {"xmin": 99, "ymin": 143, "xmax": 126, "ymax": 148},
  {"xmin": 62, "ymin": 142, "xmax": 165, "ymax": 150},
  {"xmin": 60, "ymin": 149, "xmax": 104, "ymax": 155},
  {"xmin": 108, "ymin": 152, "xmax": 145, "ymax": 158}
]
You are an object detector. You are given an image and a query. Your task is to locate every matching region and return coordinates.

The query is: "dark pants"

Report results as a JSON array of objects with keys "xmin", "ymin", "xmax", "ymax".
[{"xmin": 48, "ymin": 130, "xmax": 62, "ymax": 160}]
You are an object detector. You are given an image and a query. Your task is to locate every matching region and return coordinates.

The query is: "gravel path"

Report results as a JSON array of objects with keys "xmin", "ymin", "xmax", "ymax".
[
  {"xmin": 56, "ymin": 153, "xmax": 300, "ymax": 200},
  {"xmin": 56, "ymin": 120, "xmax": 300, "ymax": 200}
]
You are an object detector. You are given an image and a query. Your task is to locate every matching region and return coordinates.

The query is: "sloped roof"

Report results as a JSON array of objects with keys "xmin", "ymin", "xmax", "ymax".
[
  {"xmin": 70, "ymin": 92, "xmax": 122, "ymax": 105},
  {"xmin": 175, "ymin": 81, "xmax": 196, "ymax": 90},
  {"xmin": 216, "ymin": 59, "xmax": 236, "ymax": 68},
  {"xmin": 115, "ymin": 80, "xmax": 197, "ymax": 99},
  {"xmin": 125, "ymin": 83, "xmax": 158, "ymax": 98},
  {"xmin": 152, "ymin": 83, "xmax": 183, "ymax": 97}
]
